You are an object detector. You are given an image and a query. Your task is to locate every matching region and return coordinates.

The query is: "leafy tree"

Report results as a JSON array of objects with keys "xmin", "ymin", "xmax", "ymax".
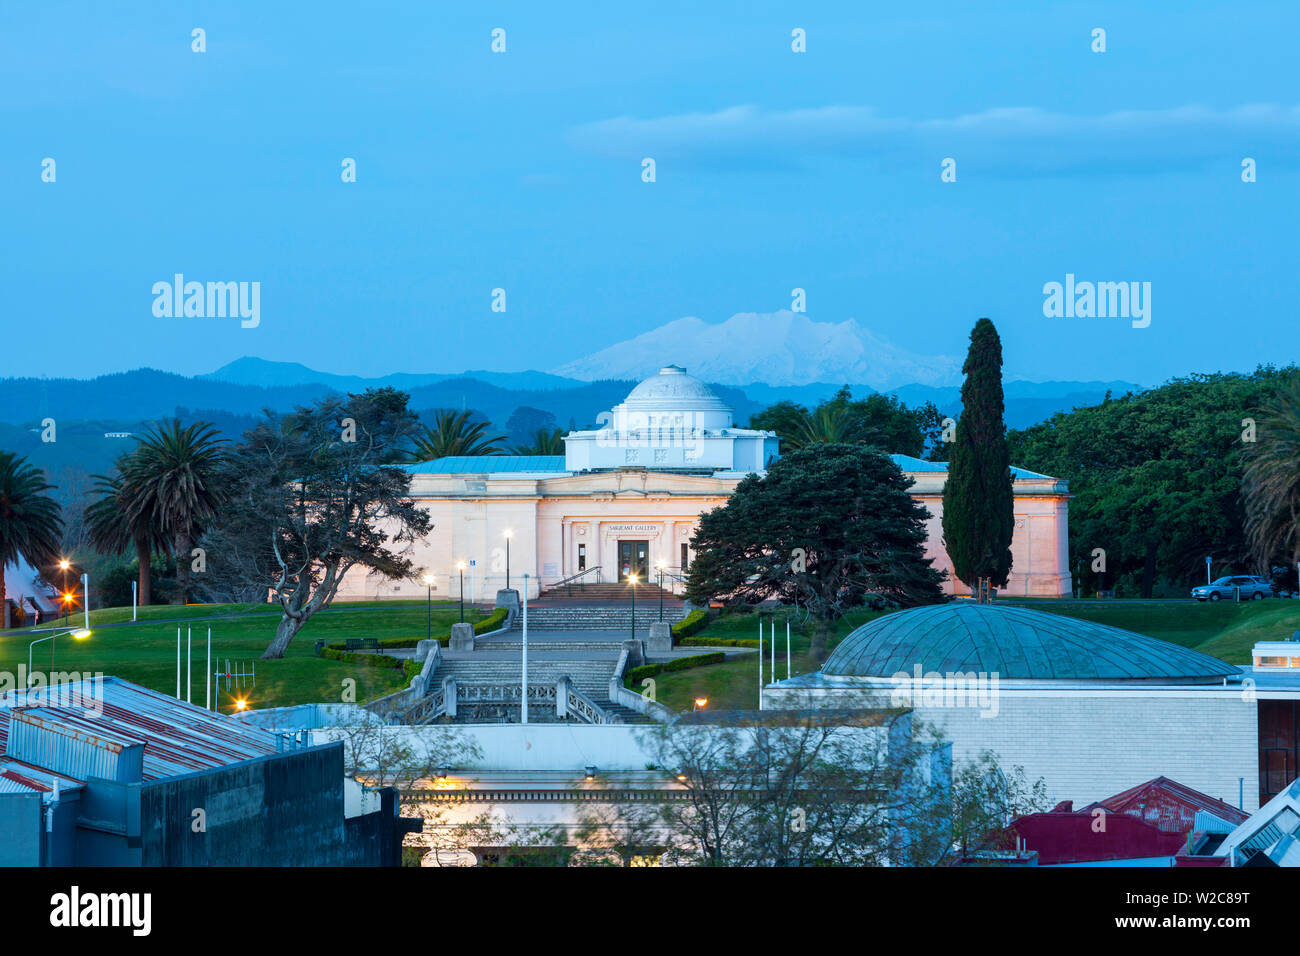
[
  {"xmin": 202, "ymin": 388, "xmax": 432, "ymax": 658},
  {"xmin": 749, "ymin": 389, "xmax": 942, "ymax": 458},
  {"xmin": 409, "ymin": 409, "xmax": 506, "ymax": 460},
  {"xmin": 685, "ymin": 443, "xmax": 944, "ymax": 660},
  {"xmin": 0, "ymin": 451, "xmax": 63, "ymax": 624},
  {"xmin": 121, "ymin": 421, "xmax": 226, "ymax": 605},
  {"xmin": 511, "ymin": 427, "xmax": 565, "ymax": 455},
  {"xmin": 1243, "ymin": 373, "xmax": 1300, "ymax": 573},
  {"xmin": 941, "ymin": 319, "xmax": 1013, "ymax": 595},
  {"xmin": 562, "ymin": 716, "xmax": 1046, "ymax": 867},
  {"xmin": 84, "ymin": 454, "xmax": 169, "ymax": 606},
  {"xmin": 1009, "ymin": 368, "xmax": 1291, "ymax": 596},
  {"xmin": 505, "ymin": 406, "xmax": 558, "ymax": 446}
]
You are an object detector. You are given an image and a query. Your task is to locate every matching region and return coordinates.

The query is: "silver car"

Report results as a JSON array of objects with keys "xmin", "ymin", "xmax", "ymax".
[{"xmin": 1192, "ymin": 575, "xmax": 1272, "ymax": 601}]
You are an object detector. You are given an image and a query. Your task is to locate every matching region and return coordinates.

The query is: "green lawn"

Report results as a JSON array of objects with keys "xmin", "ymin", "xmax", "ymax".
[
  {"xmin": 659, "ymin": 597, "xmax": 1300, "ymax": 713},
  {"xmin": 659, "ymin": 606, "xmax": 888, "ymax": 711},
  {"xmin": 0, "ymin": 601, "xmax": 489, "ymax": 713}
]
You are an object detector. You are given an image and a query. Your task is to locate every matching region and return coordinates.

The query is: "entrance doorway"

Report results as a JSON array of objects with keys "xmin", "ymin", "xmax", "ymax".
[{"xmin": 618, "ymin": 540, "xmax": 649, "ymax": 582}]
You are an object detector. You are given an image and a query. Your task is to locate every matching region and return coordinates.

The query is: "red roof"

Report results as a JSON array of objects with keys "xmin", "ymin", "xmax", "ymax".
[
  {"xmin": 991, "ymin": 777, "xmax": 1249, "ymax": 866},
  {"xmin": 1084, "ymin": 776, "xmax": 1248, "ymax": 833}
]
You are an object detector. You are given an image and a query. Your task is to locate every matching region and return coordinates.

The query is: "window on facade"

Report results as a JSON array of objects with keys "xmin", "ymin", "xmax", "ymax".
[{"xmin": 681, "ymin": 543, "xmax": 689, "ymax": 570}]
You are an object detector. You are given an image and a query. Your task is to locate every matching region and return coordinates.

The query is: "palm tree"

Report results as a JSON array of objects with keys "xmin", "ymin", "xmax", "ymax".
[
  {"xmin": 0, "ymin": 452, "xmax": 63, "ymax": 626},
  {"xmin": 787, "ymin": 403, "xmax": 856, "ymax": 449},
  {"xmin": 1243, "ymin": 375, "xmax": 1300, "ymax": 571},
  {"xmin": 123, "ymin": 421, "xmax": 226, "ymax": 605},
  {"xmin": 85, "ymin": 456, "xmax": 168, "ymax": 607},
  {"xmin": 408, "ymin": 409, "xmax": 506, "ymax": 460},
  {"xmin": 510, "ymin": 427, "xmax": 565, "ymax": 455}
]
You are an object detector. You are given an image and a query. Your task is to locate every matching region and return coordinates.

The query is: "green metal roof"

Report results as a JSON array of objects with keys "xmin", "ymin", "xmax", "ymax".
[{"xmin": 822, "ymin": 603, "xmax": 1241, "ymax": 683}]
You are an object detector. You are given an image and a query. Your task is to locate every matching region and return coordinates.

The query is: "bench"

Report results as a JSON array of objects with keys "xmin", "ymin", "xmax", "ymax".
[{"xmin": 345, "ymin": 638, "xmax": 380, "ymax": 651}]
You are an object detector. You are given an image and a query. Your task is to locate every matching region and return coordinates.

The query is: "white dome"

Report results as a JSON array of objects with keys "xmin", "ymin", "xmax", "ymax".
[{"xmin": 621, "ymin": 366, "xmax": 731, "ymax": 414}]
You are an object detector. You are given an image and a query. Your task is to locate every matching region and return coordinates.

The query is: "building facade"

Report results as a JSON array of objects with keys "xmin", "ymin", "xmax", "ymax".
[{"xmin": 337, "ymin": 366, "xmax": 1072, "ymax": 601}]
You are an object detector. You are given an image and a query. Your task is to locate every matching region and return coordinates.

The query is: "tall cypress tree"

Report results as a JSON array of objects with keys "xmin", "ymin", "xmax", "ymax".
[{"xmin": 941, "ymin": 318, "xmax": 1014, "ymax": 594}]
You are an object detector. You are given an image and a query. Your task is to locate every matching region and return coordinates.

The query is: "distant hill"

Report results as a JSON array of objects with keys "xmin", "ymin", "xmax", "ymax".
[
  {"xmin": 201, "ymin": 357, "xmax": 584, "ymax": 393},
  {"xmin": 0, "ymin": 362, "xmax": 1137, "ymax": 478}
]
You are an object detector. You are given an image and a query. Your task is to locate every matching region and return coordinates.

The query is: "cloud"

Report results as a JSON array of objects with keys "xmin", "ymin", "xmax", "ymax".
[{"xmin": 568, "ymin": 103, "xmax": 1300, "ymax": 176}]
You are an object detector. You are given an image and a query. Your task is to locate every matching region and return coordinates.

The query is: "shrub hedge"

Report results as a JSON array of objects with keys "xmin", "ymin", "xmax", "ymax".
[
  {"xmin": 680, "ymin": 636, "xmax": 761, "ymax": 649},
  {"xmin": 624, "ymin": 651, "xmax": 726, "ymax": 688},
  {"xmin": 324, "ymin": 607, "xmax": 511, "ymax": 652}
]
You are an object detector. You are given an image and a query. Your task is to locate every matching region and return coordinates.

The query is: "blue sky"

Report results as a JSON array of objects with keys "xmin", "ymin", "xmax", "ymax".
[{"xmin": 2, "ymin": 0, "xmax": 1297, "ymax": 386}]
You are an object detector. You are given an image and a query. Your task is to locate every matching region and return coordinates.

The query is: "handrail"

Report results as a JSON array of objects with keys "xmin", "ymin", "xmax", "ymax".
[{"xmin": 549, "ymin": 565, "xmax": 603, "ymax": 597}]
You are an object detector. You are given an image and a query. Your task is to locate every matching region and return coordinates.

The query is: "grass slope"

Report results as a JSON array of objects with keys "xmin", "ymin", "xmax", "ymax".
[{"xmin": 0, "ymin": 601, "xmax": 487, "ymax": 712}]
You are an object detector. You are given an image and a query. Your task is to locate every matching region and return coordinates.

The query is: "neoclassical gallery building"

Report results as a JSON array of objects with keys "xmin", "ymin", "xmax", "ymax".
[{"xmin": 336, "ymin": 366, "xmax": 1072, "ymax": 601}]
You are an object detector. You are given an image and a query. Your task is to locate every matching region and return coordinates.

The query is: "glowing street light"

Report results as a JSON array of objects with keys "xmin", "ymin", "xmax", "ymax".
[
  {"xmin": 693, "ymin": 697, "xmax": 708, "ymax": 711},
  {"xmin": 27, "ymin": 627, "xmax": 91, "ymax": 686},
  {"xmin": 628, "ymin": 573, "xmax": 638, "ymax": 641},
  {"xmin": 422, "ymin": 573, "xmax": 436, "ymax": 640},
  {"xmin": 59, "ymin": 558, "xmax": 71, "ymax": 624},
  {"xmin": 655, "ymin": 560, "xmax": 667, "ymax": 621},
  {"xmin": 456, "ymin": 560, "xmax": 467, "ymax": 623},
  {"xmin": 503, "ymin": 529, "xmax": 513, "ymax": 590}
]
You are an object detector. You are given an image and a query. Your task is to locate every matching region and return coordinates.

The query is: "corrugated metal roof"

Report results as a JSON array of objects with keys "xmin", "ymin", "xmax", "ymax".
[
  {"xmin": 402, "ymin": 456, "xmax": 568, "ymax": 474},
  {"xmin": 0, "ymin": 757, "xmax": 85, "ymax": 794},
  {"xmin": 1092, "ymin": 776, "xmax": 1249, "ymax": 831},
  {"xmin": 0, "ymin": 678, "xmax": 282, "ymax": 782}
]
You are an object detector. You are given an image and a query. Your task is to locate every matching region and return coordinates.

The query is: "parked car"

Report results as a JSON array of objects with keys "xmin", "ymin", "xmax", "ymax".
[{"xmin": 1191, "ymin": 576, "xmax": 1273, "ymax": 601}]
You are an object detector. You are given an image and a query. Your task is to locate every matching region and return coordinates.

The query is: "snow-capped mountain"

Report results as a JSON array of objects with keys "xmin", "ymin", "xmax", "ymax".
[{"xmin": 550, "ymin": 311, "xmax": 963, "ymax": 390}]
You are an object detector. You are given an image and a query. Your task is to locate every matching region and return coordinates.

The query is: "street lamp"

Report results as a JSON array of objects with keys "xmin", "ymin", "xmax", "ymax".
[
  {"xmin": 693, "ymin": 697, "xmax": 708, "ymax": 712},
  {"xmin": 59, "ymin": 558, "xmax": 71, "ymax": 624},
  {"xmin": 628, "ymin": 573, "xmax": 637, "ymax": 641},
  {"xmin": 27, "ymin": 627, "xmax": 91, "ymax": 686},
  {"xmin": 422, "ymin": 573, "xmax": 435, "ymax": 641},
  {"xmin": 503, "ymin": 529, "xmax": 513, "ymax": 591},
  {"xmin": 456, "ymin": 561, "xmax": 466, "ymax": 623},
  {"xmin": 655, "ymin": 560, "xmax": 666, "ymax": 621}
]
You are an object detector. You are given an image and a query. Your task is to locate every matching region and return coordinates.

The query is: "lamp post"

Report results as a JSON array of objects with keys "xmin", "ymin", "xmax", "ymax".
[
  {"xmin": 59, "ymin": 558, "xmax": 70, "ymax": 625},
  {"xmin": 503, "ymin": 529, "xmax": 513, "ymax": 591},
  {"xmin": 655, "ymin": 561, "xmax": 665, "ymax": 621},
  {"xmin": 521, "ymin": 573, "xmax": 530, "ymax": 725},
  {"xmin": 27, "ymin": 627, "xmax": 91, "ymax": 686},
  {"xmin": 422, "ymin": 574, "xmax": 435, "ymax": 641},
  {"xmin": 457, "ymin": 561, "xmax": 466, "ymax": 623},
  {"xmin": 628, "ymin": 573, "xmax": 637, "ymax": 641}
]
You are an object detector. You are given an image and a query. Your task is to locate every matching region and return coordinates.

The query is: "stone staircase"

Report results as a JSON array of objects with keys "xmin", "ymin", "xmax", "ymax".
[
  {"xmin": 537, "ymin": 581, "xmax": 682, "ymax": 605},
  {"xmin": 512, "ymin": 605, "xmax": 686, "ymax": 630},
  {"xmin": 425, "ymin": 657, "xmax": 655, "ymax": 724}
]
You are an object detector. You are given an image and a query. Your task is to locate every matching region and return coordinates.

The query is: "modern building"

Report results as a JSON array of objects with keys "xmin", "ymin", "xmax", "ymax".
[
  {"xmin": 2, "ymin": 557, "xmax": 58, "ymax": 629},
  {"xmin": 336, "ymin": 365, "xmax": 1072, "ymax": 601},
  {"xmin": 0, "ymin": 677, "xmax": 418, "ymax": 866},
  {"xmin": 257, "ymin": 710, "xmax": 950, "ymax": 866},
  {"xmin": 763, "ymin": 602, "xmax": 1300, "ymax": 811}
]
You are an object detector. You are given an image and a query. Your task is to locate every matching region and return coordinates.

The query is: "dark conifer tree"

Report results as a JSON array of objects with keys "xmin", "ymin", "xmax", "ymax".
[{"xmin": 941, "ymin": 318, "xmax": 1014, "ymax": 595}]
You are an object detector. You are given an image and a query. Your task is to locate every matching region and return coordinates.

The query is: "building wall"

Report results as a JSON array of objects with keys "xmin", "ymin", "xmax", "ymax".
[
  {"xmin": 764, "ymin": 686, "xmax": 1259, "ymax": 811},
  {"xmin": 0, "ymin": 792, "xmax": 43, "ymax": 865},
  {"xmin": 336, "ymin": 465, "xmax": 1073, "ymax": 600},
  {"xmin": 135, "ymin": 743, "xmax": 348, "ymax": 866}
]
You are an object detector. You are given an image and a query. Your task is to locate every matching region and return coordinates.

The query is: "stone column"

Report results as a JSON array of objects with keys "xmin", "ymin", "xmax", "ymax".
[
  {"xmin": 647, "ymin": 621, "xmax": 673, "ymax": 653},
  {"xmin": 449, "ymin": 622, "xmax": 474, "ymax": 652}
]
